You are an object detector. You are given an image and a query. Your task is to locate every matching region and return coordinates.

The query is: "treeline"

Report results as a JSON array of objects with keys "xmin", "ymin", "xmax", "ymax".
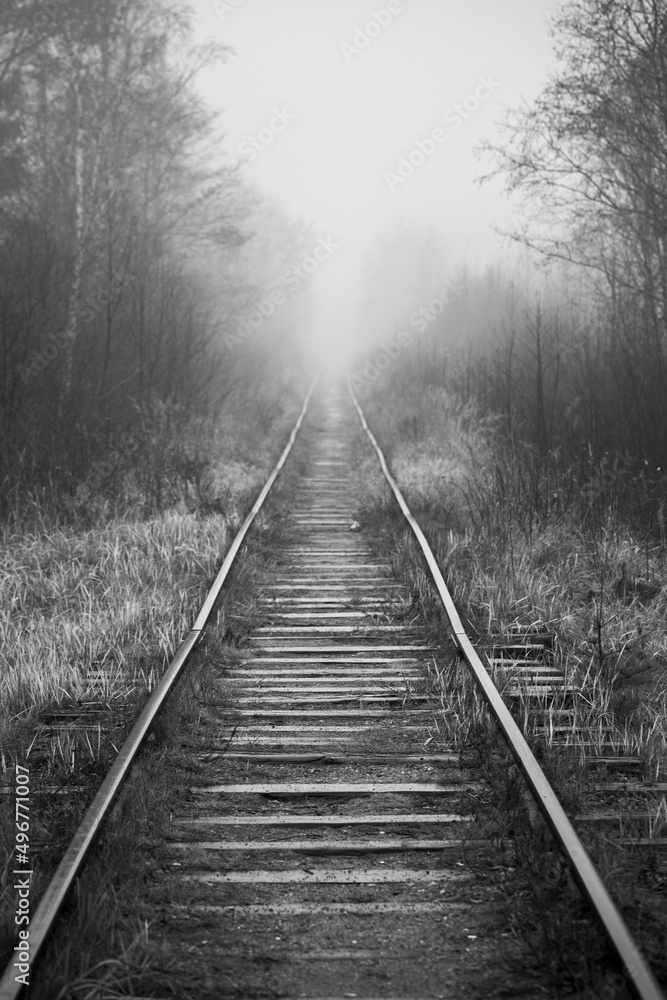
[
  {"xmin": 469, "ymin": 0, "xmax": 667, "ymax": 469},
  {"xmin": 420, "ymin": 270, "xmax": 667, "ymax": 472},
  {"xmin": 355, "ymin": 0, "xmax": 667, "ymax": 477},
  {"xmin": 0, "ymin": 0, "xmax": 308, "ymax": 516}
]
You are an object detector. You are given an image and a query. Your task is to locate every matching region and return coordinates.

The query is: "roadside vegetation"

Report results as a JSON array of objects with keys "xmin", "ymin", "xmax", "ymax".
[
  {"xmin": 0, "ymin": 384, "xmax": 301, "ymax": 715},
  {"xmin": 349, "ymin": 372, "xmax": 667, "ymax": 994},
  {"xmin": 0, "ymin": 381, "xmax": 307, "ymax": 980},
  {"xmin": 0, "ymin": 395, "xmax": 315, "ymax": 998}
]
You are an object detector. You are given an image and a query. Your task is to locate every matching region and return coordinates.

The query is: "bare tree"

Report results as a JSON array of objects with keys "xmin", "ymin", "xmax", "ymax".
[
  {"xmin": 0, "ymin": 0, "xmax": 255, "ymax": 499},
  {"xmin": 480, "ymin": 0, "xmax": 667, "ymax": 463},
  {"xmin": 484, "ymin": 1, "xmax": 667, "ymax": 291}
]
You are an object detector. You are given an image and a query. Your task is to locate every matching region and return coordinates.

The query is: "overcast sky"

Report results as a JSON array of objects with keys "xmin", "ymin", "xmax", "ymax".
[{"xmin": 188, "ymin": 0, "xmax": 562, "ymax": 363}]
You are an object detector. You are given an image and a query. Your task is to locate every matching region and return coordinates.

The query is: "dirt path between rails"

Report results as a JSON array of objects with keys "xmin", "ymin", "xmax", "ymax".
[{"xmin": 132, "ymin": 382, "xmax": 558, "ymax": 1000}]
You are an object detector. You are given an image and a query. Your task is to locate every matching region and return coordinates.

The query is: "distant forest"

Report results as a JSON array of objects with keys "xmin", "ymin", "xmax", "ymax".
[
  {"xmin": 0, "ymin": 0, "xmax": 312, "ymax": 516},
  {"xmin": 358, "ymin": 0, "xmax": 667, "ymax": 477}
]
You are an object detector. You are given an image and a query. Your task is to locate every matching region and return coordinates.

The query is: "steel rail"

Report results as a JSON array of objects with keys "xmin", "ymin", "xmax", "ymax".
[
  {"xmin": 347, "ymin": 377, "xmax": 664, "ymax": 1000},
  {"xmin": 0, "ymin": 377, "xmax": 318, "ymax": 1000}
]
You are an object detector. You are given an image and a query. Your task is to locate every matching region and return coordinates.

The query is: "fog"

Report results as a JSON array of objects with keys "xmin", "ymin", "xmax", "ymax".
[
  {"xmin": 189, "ymin": 0, "xmax": 560, "ymax": 366},
  {"xmin": 2, "ymin": 0, "xmax": 665, "ymax": 477}
]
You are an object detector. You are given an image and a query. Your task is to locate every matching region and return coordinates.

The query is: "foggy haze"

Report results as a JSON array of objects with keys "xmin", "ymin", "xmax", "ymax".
[{"xmin": 189, "ymin": 0, "xmax": 561, "ymax": 366}]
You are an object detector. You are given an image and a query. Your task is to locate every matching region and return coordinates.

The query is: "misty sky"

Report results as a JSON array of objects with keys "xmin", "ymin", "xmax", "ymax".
[{"xmin": 188, "ymin": 0, "xmax": 562, "ymax": 362}]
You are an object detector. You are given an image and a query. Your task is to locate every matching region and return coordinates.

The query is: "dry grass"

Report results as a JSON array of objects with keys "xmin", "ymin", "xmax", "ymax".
[
  {"xmin": 356, "ymin": 378, "xmax": 667, "ymax": 777},
  {"xmin": 0, "ymin": 381, "xmax": 303, "ymax": 730},
  {"xmin": 0, "ymin": 515, "xmax": 227, "ymax": 721}
]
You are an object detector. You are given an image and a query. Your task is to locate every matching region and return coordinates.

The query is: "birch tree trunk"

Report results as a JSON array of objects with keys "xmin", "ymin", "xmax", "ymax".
[{"xmin": 61, "ymin": 75, "xmax": 84, "ymax": 405}]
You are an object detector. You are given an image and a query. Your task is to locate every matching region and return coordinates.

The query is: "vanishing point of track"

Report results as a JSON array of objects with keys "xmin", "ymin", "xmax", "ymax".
[{"xmin": 0, "ymin": 378, "xmax": 663, "ymax": 1000}]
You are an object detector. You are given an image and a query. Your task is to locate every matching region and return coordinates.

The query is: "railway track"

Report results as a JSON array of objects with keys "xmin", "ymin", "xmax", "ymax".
[{"xmin": 0, "ymin": 379, "xmax": 665, "ymax": 999}]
